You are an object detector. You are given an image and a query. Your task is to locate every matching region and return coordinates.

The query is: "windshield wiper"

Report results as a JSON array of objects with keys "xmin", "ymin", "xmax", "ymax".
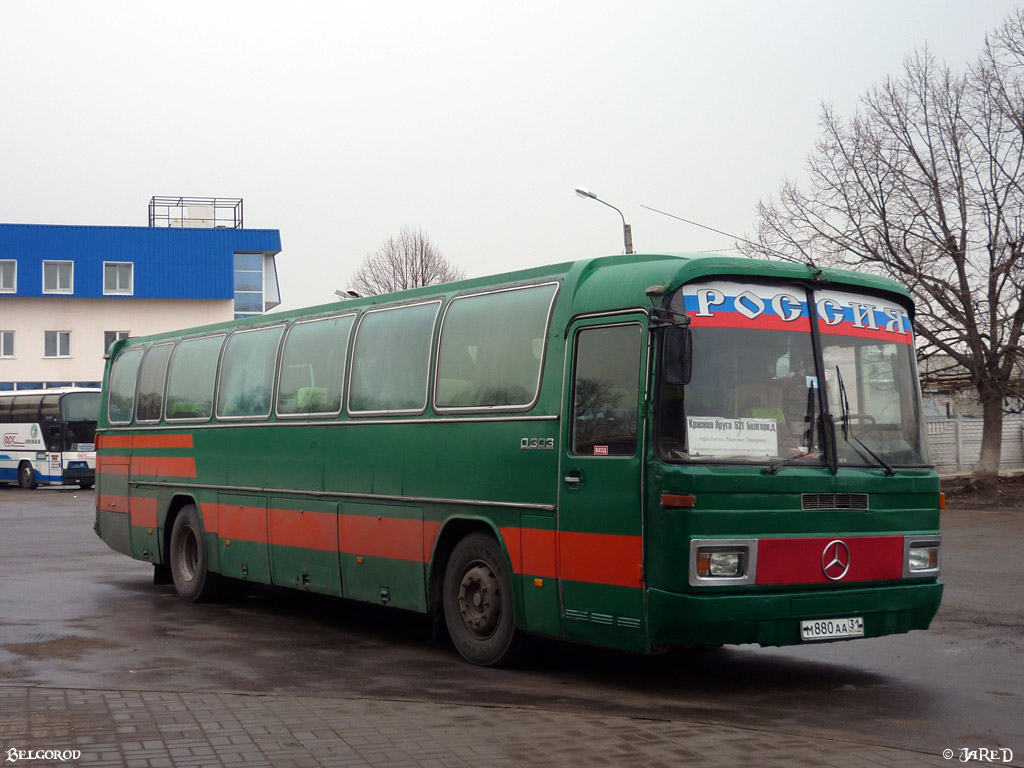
[
  {"xmin": 834, "ymin": 366, "xmax": 894, "ymax": 476},
  {"xmin": 764, "ymin": 379, "xmax": 818, "ymax": 475}
]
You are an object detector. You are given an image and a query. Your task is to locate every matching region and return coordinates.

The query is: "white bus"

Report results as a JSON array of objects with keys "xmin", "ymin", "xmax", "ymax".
[{"xmin": 0, "ymin": 388, "xmax": 100, "ymax": 489}]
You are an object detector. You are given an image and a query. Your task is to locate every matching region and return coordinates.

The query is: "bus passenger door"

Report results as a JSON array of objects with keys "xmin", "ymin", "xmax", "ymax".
[{"xmin": 558, "ymin": 315, "xmax": 648, "ymax": 651}]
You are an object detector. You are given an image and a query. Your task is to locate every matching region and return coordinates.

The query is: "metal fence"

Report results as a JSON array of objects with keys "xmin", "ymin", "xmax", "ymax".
[{"xmin": 925, "ymin": 415, "xmax": 1024, "ymax": 475}]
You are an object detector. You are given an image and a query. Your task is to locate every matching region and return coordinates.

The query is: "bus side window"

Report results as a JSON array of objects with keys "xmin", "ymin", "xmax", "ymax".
[
  {"xmin": 217, "ymin": 326, "xmax": 284, "ymax": 419},
  {"xmin": 107, "ymin": 347, "xmax": 144, "ymax": 425},
  {"xmin": 165, "ymin": 335, "xmax": 224, "ymax": 421},
  {"xmin": 136, "ymin": 343, "xmax": 174, "ymax": 423},
  {"xmin": 571, "ymin": 324, "xmax": 642, "ymax": 456},
  {"xmin": 276, "ymin": 314, "xmax": 353, "ymax": 417},
  {"xmin": 435, "ymin": 283, "xmax": 557, "ymax": 410},
  {"xmin": 349, "ymin": 301, "xmax": 440, "ymax": 415}
]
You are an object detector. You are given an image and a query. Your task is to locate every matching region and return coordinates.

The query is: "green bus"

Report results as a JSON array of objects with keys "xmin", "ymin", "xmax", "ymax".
[{"xmin": 94, "ymin": 253, "xmax": 942, "ymax": 666}]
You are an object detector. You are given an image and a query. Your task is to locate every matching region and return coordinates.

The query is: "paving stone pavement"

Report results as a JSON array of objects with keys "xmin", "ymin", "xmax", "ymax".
[{"xmin": 0, "ymin": 685, "xmax": 986, "ymax": 768}]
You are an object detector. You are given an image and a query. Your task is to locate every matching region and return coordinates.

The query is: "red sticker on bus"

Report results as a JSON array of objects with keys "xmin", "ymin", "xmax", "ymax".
[{"xmin": 594, "ymin": 445, "xmax": 609, "ymax": 456}]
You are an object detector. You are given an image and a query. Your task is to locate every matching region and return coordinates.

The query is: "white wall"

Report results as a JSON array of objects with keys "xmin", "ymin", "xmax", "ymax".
[{"xmin": 0, "ymin": 297, "xmax": 234, "ymax": 384}]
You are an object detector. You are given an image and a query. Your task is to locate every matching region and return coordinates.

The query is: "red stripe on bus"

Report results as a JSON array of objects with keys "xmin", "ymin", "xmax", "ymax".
[
  {"xmin": 756, "ymin": 536, "xmax": 904, "ymax": 585},
  {"xmin": 130, "ymin": 496, "xmax": 158, "ymax": 529},
  {"xmin": 559, "ymin": 531, "xmax": 643, "ymax": 588},
  {"xmin": 341, "ymin": 515, "xmax": 423, "ymax": 563},
  {"xmin": 96, "ymin": 459, "xmax": 129, "ymax": 475},
  {"xmin": 502, "ymin": 526, "xmax": 557, "ymax": 579},
  {"xmin": 423, "ymin": 521, "xmax": 442, "ymax": 563},
  {"xmin": 132, "ymin": 434, "xmax": 194, "ymax": 449},
  {"xmin": 269, "ymin": 508, "xmax": 337, "ymax": 552},
  {"xmin": 215, "ymin": 503, "xmax": 268, "ymax": 542},
  {"xmin": 98, "ymin": 434, "xmax": 133, "ymax": 449},
  {"xmin": 130, "ymin": 456, "xmax": 196, "ymax": 478}
]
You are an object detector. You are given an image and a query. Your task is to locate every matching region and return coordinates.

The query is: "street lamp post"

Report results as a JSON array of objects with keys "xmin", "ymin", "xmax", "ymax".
[{"xmin": 575, "ymin": 186, "xmax": 634, "ymax": 254}]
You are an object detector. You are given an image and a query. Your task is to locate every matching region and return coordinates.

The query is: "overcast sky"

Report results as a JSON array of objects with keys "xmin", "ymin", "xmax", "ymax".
[{"xmin": 1, "ymin": 0, "xmax": 1017, "ymax": 308}]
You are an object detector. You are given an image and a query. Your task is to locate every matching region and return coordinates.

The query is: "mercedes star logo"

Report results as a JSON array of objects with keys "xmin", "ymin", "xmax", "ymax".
[{"xmin": 821, "ymin": 539, "xmax": 851, "ymax": 581}]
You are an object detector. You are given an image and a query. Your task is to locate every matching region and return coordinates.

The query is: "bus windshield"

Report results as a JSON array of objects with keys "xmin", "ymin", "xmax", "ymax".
[{"xmin": 656, "ymin": 281, "xmax": 929, "ymax": 468}]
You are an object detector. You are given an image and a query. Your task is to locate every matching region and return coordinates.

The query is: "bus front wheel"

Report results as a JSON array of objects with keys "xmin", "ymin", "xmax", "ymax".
[
  {"xmin": 169, "ymin": 504, "xmax": 223, "ymax": 602},
  {"xmin": 442, "ymin": 532, "xmax": 521, "ymax": 667},
  {"xmin": 18, "ymin": 462, "xmax": 37, "ymax": 490}
]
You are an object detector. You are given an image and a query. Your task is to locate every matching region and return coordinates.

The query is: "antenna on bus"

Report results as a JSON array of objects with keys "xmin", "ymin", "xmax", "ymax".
[{"xmin": 639, "ymin": 204, "xmax": 821, "ymax": 276}]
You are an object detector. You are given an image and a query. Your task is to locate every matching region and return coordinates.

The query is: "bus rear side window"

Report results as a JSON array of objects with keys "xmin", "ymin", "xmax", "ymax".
[
  {"xmin": 349, "ymin": 302, "xmax": 440, "ymax": 415},
  {"xmin": 277, "ymin": 314, "xmax": 354, "ymax": 417},
  {"xmin": 136, "ymin": 344, "xmax": 173, "ymax": 423},
  {"xmin": 166, "ymin": 335, "xmax": 224, "ymax": 421},
  {"xmin": 107, "ymin": 347, "xmax": 144, "ymax": 425},
  {"xmin": 217, "ymin": 326, "xmax": 284, "ymax": 419},
  {"xmin": 435, "ymin": 283, "xmax": 557, "ymax": 411}
]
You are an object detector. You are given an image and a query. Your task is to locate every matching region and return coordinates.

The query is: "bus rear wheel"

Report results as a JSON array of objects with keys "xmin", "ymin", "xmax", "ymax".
[
  {"xmin": 169, "ymin": 504, "xmax": 224, "ymax": 602},
  {"xmin": 442, "ymin": 532, "xmax": 521, "ymax": 667},
  {"xmin": 18, "ymin": 462, "xmax": 37, "ymax": 490}
]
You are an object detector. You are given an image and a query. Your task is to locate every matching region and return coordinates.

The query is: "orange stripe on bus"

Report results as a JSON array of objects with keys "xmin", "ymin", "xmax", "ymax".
[
  {"xmin": 98, "ymin": 434, "xmax": 133, "ymax": 449},
  {"xmin": 269, "ymin": 509, "xmax": 338, "ymax": 552},
  {"xmin": 96, "ymin": 460, "xmax": 129, "ymax": 475},
  {"xmin": 522, "ymin": 528, "xmax": 558, "ymax": 579},
  {"xmin": 559, "ymin": 531, "xmax": 643, "ymax": 588},
  {"xmin": 341, "ymin": 515, "xmax": 423, "ymax": 563},
  {"xmin": 130, "ymin": 496, "xmax": 158, "ymax": 529},
  {"xmin": 131, "ymin": 433, "xmax": 194, "ymax": 449},
  {"xmin": 130, "ymin": 456, "xmax": 196, "ymax": 478},
  {"xmin": 423, "ymin": 521, "xmax": 442, "ymax": 563},
  {"xmin": 216, "ymin": 503, "xmax": 268, "ymax": 542}
]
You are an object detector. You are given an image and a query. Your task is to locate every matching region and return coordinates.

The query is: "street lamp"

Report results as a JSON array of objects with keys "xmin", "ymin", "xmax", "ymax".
[{"xmin": 575, "ymin": 186, "xmax": 634, "ymax": 254}]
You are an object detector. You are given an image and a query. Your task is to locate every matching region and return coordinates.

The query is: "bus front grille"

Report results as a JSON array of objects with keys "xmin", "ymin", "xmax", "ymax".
[{"xmin": 801, "ymin": 493, "xmax": 869, "ymax": 510}]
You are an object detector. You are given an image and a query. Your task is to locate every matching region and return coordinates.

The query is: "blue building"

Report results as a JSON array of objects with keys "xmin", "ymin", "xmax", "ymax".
[{"xmin": 0, "ymin": 211, "xmax": 282, "ymax": 391}]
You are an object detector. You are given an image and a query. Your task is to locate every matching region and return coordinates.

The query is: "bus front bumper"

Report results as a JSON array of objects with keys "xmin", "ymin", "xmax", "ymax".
[{"xmin": 647, "ymin": 581, "xmax": 943, "ymax": 648}]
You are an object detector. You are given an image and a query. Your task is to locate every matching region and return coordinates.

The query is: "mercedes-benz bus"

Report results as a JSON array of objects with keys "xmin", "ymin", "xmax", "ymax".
[{"xmin": 93, "ymin": 253, "xmax": 942, "ymax": 665}]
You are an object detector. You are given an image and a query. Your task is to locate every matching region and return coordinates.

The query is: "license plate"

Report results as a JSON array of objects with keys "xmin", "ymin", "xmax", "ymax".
[{"xmin": 800, "ymin": 616, "xmax": 864, "ymax": 641}]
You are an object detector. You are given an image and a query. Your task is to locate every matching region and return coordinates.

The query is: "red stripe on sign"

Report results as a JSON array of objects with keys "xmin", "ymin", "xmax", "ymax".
[
  {"xmin": 341, "ymin": 515, "xmax": 423, "ymax": 563},
  {"xmin": 559, "ymin": 531, "xmax": 643, "ymax": 588},
  {"xmin": 690, "ymin": 313, "xmax": 811, "ymax": 333},
  {"xmin": 757, "ymin": 536, "xmax": 904, "ymax": 585},
  {"xmin": 130, "ymin": 456, "xmax": 196, "ymax": 478},
  {"xmin": 132, "ymin": 433, "xmax": 194, "ymax": 449},
  {"xmin": 130, "ymin": 496, "xmax": 158, "ymax": 528},
  {"xmin": 818, "ymin": 320, "xmax": 914, "ymax": 345},
  {"xmin": 269, "ymin": 508, "xmax": 337, "ymax": 552}
]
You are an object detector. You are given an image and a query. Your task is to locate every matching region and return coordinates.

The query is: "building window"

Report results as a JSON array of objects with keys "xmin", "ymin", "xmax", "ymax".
[
  {"xmin": 103, "ymin": 262, "xmax": 133, "ymax": 295},
  {"xmin": 1, "ymin": 331, "xmax": 13, "ymax": 358},
  {"xmin": 104, "ymin": 330, "xmax": 130, "ymax": 355},
  {"xmin": 43, "ymin": 261, "xmax": 74, "ymax": 294},
  {"xmin": 0, "ymin": 261, "xmax": 15, "ymax": 293},
  {"xmin": 44, "ymin": 331, "xmax": 71, "ymax": 358},
  {"xmin": 234, "ymin": 252, "xmax": 264, "ymax": 319}
]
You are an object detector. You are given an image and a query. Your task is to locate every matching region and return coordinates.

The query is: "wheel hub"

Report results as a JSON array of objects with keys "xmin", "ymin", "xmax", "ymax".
[{"xmin": 458, "ymin": 563, "xmax": 500, "ymax": 638}]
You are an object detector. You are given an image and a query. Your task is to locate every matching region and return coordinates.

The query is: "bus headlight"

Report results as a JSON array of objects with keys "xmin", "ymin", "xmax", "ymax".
[
  {"xmin": 903, "ymin": 536, "xmax": 940, "ymax": 578},
  {"xmin": 689, "ymin": 539, "xmax": 757, "ymax": 586}
]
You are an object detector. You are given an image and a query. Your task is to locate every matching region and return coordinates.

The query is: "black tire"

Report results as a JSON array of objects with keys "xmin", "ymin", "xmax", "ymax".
[
  {"xmin": 79, "ymin": 481, "xmax": 94, "ymax": 490},
  {"xmin": 168, "ymin": 504, "xmax": 224, "ymax": 602},
  {"xmin": 442, "ymin": 532, "xmax": 521, "ymax": 667},
  {"xmin": 18, "ymin": 462, "xmax": 37, "ymax": 490}
]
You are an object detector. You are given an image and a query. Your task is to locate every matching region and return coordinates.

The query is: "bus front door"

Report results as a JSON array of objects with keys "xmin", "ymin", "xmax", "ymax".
[{"xmin": 558, "ymin": 315, "xmax": 648, "ymax": 651}]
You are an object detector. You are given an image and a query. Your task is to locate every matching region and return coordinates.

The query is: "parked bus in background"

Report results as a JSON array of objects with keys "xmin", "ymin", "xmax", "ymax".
[
  {"xmin": 93, "ymin": 253, "xmax": 943, "ymax": 666},
  {"xmin": 1, "ymin": 388, "xmax": 100, "ymax": 489}
]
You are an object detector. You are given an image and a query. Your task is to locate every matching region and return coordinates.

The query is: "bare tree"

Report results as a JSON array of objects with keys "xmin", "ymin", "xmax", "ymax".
[
  {"xmin": 349, "ymin": 226, "xmax": 464, "ymax": 296},
  {"xmin": 743, "ymin": 9, "xmax": 1024, "ymax": 485}
]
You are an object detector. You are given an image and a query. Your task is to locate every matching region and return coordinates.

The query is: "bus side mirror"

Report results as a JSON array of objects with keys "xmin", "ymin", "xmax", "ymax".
[{"xmin": 664, "ymin": 326, "xmax": 692, "ymax": 385}]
